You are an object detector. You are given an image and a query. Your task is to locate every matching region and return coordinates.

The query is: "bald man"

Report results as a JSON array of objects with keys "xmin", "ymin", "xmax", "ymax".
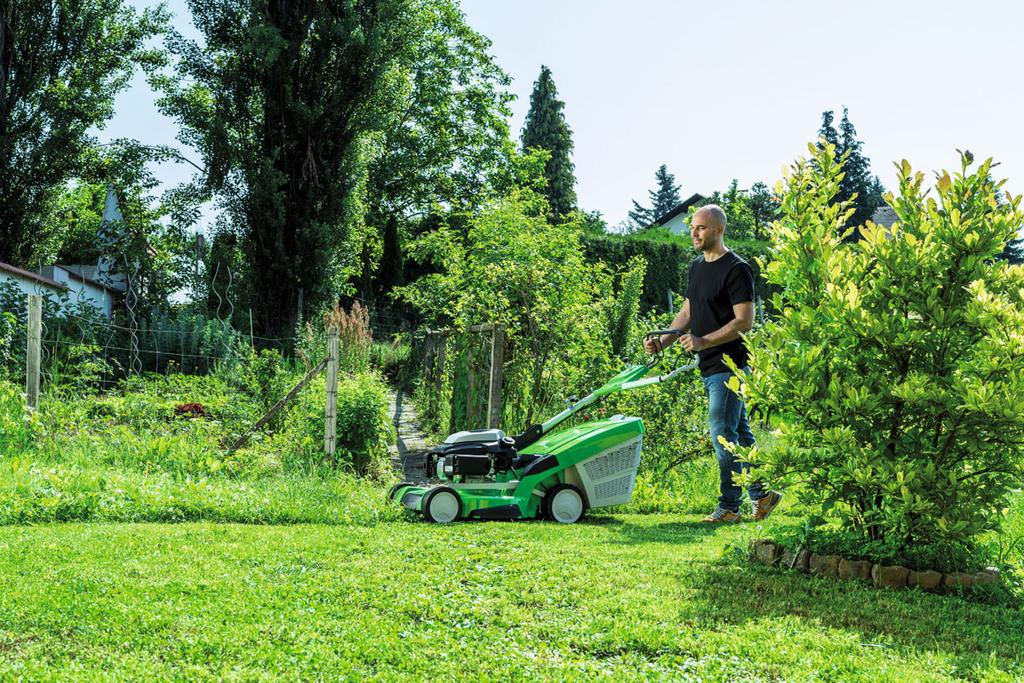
[{"xmin": 643, "ymin": 205, "xmax": 781, "ymax": 522}]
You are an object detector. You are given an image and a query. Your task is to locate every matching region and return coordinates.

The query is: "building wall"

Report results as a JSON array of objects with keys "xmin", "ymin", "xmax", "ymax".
[
  {"xmin": 1, "ymin": 266, "xmax": 115, "ymax": 319},
  {"xmin": 45, "ymin": 266, "xmax": 115, "ymax": 319},
  {"xmin": 0, "ymin": 270, "xmax": 66, "ymax": 304},
  {"xmin": 661, "ymin": 212, "xmax": 690, "ymax": 235}
]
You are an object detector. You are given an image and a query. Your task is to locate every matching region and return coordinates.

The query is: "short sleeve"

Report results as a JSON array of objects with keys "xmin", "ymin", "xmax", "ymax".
[{"xmin": 726, "ymin": 262, "xmax": 754, "ymax": 305}]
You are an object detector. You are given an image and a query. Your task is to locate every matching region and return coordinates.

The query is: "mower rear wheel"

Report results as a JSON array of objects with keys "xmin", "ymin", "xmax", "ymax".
[
  {"xmin": 544, "ymin": 484, "xmax": 586, "ymax": 524},
  {"xmin": 387, "ymin": 482, "xmax": 413, "ymax": 503},
  {"xmin": 423, "ymin": 486, "xmax": 462, "ymax": 524}
]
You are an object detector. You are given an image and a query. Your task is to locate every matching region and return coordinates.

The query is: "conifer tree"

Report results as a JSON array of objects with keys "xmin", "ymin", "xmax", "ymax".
[
  {"xmin": 521, "ymin": 65, "xmax": 576, "ymax": 217},
  {"xmin": 816, "ymin": 108, "xmax": 885, "ymax": 234},
  {"xmin": 628, "ymin": 164, "xmax": 681, "ymax": 229}
]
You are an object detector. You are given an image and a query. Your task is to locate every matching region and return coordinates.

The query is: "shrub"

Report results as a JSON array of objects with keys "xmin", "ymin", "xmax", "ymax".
[
  {"xmin": 276, "ymin": 371, "xmax": 392, "ymax": 478},
  {"xmin": 730, "ymin": 143, "xmax": 1024, "ymax": 548}
]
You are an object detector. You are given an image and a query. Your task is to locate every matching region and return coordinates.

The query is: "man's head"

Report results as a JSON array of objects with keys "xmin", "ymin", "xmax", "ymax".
[{"xmin": 690, "ymin": 205, "xmax": 726, "ymax": 252}]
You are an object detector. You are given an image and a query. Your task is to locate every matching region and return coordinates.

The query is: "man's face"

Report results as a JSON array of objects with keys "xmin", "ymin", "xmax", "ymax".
[{"xmin": 690, "ymin": 210, "xmax": 722, "ymax": 251}]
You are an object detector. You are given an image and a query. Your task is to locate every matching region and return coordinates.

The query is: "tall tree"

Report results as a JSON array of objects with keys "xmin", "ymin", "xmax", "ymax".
[
  {"xmin": 520, "ymin": 65, "xmax": 576, "ymax": 217},
  {"xmin": 156, "ymin": 0, "xmax": 434, "ymax": 338},
  {"xmin": 628, "ymin": 164, "xmax": 681, "ymax": 229},
  {"xmin": 0, "ymin": 0, "xmax": 165, "ymax": 267},
  {"xmin": 817, "ymin": 107, "xmax": 885, "ymax": 234},
  {"xmin": 747, "ymin": 181, "xmax": 778, "ymax": 239},
  {"xmin": 361, "ymin": 0, "xmax": 514, "ymax": 301}
]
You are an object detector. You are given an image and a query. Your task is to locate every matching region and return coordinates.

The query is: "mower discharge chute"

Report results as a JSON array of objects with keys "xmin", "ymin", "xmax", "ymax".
[{"xmin": 388, "ymin": 331, "xmax": 695, "ymax": 524}]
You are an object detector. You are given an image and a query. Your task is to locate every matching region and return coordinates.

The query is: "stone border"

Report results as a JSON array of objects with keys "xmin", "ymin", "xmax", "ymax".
[{"xmin": 749, "ymin": 539, "xmax": 1000, "ymax": 592}]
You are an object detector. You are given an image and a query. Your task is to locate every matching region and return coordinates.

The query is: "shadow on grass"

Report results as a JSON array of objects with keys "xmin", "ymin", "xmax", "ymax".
[
  {"xmin": 609, "ymin": 520, "xmax": 723, "ymax": 545},
  {"xmin": 684, "ymin": 560, "xmax": 1024, "ymax": 672}
]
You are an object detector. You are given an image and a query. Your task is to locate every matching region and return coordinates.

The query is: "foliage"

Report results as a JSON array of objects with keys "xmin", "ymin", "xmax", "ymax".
[
  {"xmin": 520, "ymin": 65, "xmax": 577, "ymax": 218},
  {"xmin": 49, "ymin": 141, "xmax": 197, "ymax": 311},
  {"xmin": 817, "ymin": 108, "xmax": 885, "ymax": 233},
  {"xmin": 692, "ymin": 179, "xmax": 757, "ymax": 240},
  {"xmin": 365, "ymin": 0, "xmax": 513, "ymax": 220},
  {"xmin": 604, "ymin": 256, "xmax": 647, "ymax": 358},
  {"xmin": 154, "ymin": 0, "xmax": 433, "ymax": 338},
  {"xmin": 583, "ymin": 231, "xmax": 775, "ymax": 313},
  {"xmin": 275, "ymin": 372, "xmax": 393, "ymax": 478},
  {"xmin": 747, "ymin": 181, "xmax": 780, "ymax": 240},
  {"xmin": 398, "ymin": 152, "xmax": 609, "ymax": 429},
  {"xmin": 325, "ymin": 301, "xmax": 374, "ymax": 374},
  {"xmin": 730, "ymin": 143, "xmax": 1024, "ymax": 548},
  {"xmin": 0, "ymin": 0, "xmax": 166, "ymax": 267},
  {"xmin": 628, "ymin": 164, "xmax": 681, "ymax": 229}
]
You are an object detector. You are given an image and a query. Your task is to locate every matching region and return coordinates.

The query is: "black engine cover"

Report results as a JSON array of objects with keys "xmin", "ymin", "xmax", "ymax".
[{"xmin": 449, "ymin": 453, "xmax": 491, "ymax": 476}]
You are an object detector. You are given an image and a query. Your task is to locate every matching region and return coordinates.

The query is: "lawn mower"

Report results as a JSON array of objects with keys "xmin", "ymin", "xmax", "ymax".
[{"xmin": 387, "ymin": 331, "xmax": 695, "ymax": 524}]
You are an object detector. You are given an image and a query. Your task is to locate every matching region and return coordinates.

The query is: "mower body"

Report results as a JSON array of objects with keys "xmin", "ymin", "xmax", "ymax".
[{"xmin": 391, "ymin": 415, "xmax": 644, "ymax": 523}]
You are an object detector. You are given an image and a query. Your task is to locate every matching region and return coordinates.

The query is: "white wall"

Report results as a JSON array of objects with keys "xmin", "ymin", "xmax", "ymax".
[
  {"xmin": 47, "ymin": 267, "xmax": 115, "ymax": 319},
  {"xmin": 0, "ymin": 267, "xmax": 114, "ymax": 319},
  {"xmin": 0, "ymin": 270, "xmax": 66, "ymax": 309},
  {"xmin": 661, "ymin": 213, "xmax": 689, "ymax": 236}
]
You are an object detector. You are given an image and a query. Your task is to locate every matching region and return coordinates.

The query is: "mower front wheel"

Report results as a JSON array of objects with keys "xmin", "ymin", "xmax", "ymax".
[
  {"xmin": 543, "ymin": 484, "xmax": 586, "ymax": 524},
  {"xmin": 423, "ymin": 486, "xmax": 462, "ymax": 524}
]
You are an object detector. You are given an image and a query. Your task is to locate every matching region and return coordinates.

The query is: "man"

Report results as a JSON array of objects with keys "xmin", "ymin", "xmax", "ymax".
[{"xmin": 643, "ymin": 205, "xmax": 781, "ymax": 523}]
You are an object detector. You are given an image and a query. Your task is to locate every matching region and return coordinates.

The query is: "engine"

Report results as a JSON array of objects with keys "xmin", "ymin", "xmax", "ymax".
[{"xmin": 425, "ymin": 434, "xmax": 519, "ymax": 481}]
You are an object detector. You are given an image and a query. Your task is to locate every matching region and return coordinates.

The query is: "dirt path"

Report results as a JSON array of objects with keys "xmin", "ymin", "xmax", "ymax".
[{"xmin": 387, "ymin": 389, "xmax": 431, "ymax": 482}]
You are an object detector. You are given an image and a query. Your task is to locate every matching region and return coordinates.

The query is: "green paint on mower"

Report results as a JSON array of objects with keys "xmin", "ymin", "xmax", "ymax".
[{"xmin": 388, "ymin": 332, "xmax": 694, "ymax": 524}]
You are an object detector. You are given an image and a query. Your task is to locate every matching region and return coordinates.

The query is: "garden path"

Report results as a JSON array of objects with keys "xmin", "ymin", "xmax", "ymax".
[{"xmin": 387, "ymin": 389, "xmax": 430, "ymax": 482}]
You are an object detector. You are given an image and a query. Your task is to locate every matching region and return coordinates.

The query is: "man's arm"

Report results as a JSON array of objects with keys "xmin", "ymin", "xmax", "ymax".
[
  {"xmin": 643, "ymin": 299, "xmax": 690, "ymax": 353},
  {"xmin": 680, "ymin": 301, "xmax": 754, "ymax": 353}
]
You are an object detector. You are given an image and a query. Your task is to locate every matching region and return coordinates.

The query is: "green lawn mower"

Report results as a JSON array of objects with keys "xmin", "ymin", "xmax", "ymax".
[{"xmin": 388, "ymin": 331, "xmax": 694, "ymax": 524}]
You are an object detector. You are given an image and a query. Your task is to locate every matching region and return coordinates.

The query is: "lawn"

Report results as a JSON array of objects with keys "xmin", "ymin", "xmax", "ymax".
[{"xmin": 2, "ymin": 512, "xmax": 1022, "ymax": 682}]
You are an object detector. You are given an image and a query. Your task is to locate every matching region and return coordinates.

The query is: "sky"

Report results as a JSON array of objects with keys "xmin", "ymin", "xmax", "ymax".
[{"xmin": 104, "ymin": 0, "xmax": 1024, "ymax": 230}]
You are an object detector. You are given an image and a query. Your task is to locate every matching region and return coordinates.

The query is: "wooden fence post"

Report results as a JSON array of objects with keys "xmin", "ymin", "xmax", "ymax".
[
  {"xmin": 324, "ymin": 329, "xmax": 339, "ymax": 463},
  {"xmin": 26, "ymin": 295, "xmax": 41, "ymax": 410},
  {"xmin": 465, "ymin": 339, "xmax": 477, "ymax": 428},
  {"xmin": 487, "ymin": 324, "xmax": 505, "ymax": 429}
]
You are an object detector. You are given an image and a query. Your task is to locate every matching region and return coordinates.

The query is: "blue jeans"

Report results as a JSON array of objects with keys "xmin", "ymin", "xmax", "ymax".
[{"xmin": 703, "ymin": 369, "xmax": 764, "ymax": 512}]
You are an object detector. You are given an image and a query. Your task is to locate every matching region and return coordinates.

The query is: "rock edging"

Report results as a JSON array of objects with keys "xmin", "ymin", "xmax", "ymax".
[{"xmin": 748, "ymin": 539, "xmax": 1000, "ymax": 592}]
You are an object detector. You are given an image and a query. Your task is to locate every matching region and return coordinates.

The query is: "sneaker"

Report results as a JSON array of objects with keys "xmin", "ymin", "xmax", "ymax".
[
  {"xmin": 702, "ymin": 506, "xmax": 742, "ymax": 523},
  {"xmin": 751, "ymin": 491, "xmax": 783, "ymax": 521}
]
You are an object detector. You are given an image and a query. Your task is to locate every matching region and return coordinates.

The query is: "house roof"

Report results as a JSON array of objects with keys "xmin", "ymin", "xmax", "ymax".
[
  {"xmin": 0, "ymin": 261, "xmax": 68, "ymax": 291},
  {"xmin": 654, "ymin": 193, "xmax": 706, "ymax": 227}
]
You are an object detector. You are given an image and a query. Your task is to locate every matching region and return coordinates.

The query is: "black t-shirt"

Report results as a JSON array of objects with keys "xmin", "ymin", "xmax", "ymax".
[{"xmin": 684, "ymin": 251, "xmax": 754, "ymax": 377}]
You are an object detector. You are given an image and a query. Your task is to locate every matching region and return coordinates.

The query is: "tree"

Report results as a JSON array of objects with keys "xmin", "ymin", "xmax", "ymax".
[
  {"xmin": 731, "ymin": 143, "xmax": 1024, "ymax": 548},
  {"xmin": 520, "ymin": 65, "xmax": 576, "ymax": 217},
  {"xmin": 155, "ymin": 0, "xmax": 431, "ymax": 338},
  {"xmin": 628, "ymin": 164, "xmax": 681, "ymax": 229},
  {"xmin": 817, "ymin": 108, "xmax": 885, "ymax": 235},
  {"xmin": 361, "ymin": 0, "xmax": 514, "ymax": 301},
  {"xmin": 747, "ymin": 182, "xmax": 778, "ymax": 240},
  {"xmin": 366, "ymin": 1, "xmax": 513, "ymax": 221},
  {"xmin": 48, "ymin": 141, "xmax": 193, "ymax": 313},
  {"xmin": 691, "ymin": 179, "xmax": 755, "ymax": 240},
  {"xmin": 0, "ymin": 0, "xmax": 165, "ymax": 267}
]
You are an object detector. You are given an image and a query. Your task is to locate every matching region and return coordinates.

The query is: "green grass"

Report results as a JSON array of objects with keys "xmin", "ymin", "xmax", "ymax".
[{"xmin": 1, "ymin": 512, "xmax": 1022, "ymax": 681}]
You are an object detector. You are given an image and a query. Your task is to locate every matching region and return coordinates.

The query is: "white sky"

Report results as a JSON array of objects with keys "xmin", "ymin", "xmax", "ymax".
[{"xmin": 105, "ymin": 0, "xmax": 1024, "ymax": 229}]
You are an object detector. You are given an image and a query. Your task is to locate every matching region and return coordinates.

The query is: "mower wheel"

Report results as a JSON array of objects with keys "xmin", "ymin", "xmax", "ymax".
[
  {"xmin": 423, "ymin": 486, "xmax": 462, "ymax": 524},
  {"xmin": 387, "ymin": 482, "xmax": 413, "ymax": 503},
  {"xmin": 543, "ymin": 484, "xmax": 586, "ymax": 524}
]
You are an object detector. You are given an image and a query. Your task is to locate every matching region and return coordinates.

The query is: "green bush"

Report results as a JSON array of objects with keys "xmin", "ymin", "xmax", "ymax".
[
  {"xmin": 275, "ymin": 371, "xmax": 393, "ymax": 478},
  {"xmin": 731, "ymin": 143, "xmax": 1024, "ymax": 549}
]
